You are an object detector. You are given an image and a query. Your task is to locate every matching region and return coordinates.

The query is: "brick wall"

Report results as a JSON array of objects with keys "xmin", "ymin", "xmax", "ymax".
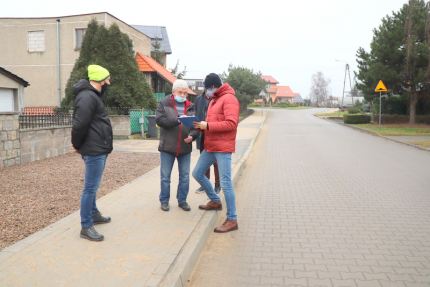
[
  {"xmin": 0, "ymin": 114, "xmax": 130, "ymax": 169},
  {"xmin": 19, "ymin": 127, "xmax": 72, "ymax": 165},
  {"xmin": 110, "ymin": 115, "xmax": 131, "ymax": 139},
  {"xmin": 0, "ymin": 113, "xmax": 21, "ymax": 168}
]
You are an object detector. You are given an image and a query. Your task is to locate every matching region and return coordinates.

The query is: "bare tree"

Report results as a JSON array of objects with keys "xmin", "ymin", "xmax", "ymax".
[
  {"xmin": 309, "ymin": 72, "xmax": 331, "ymax": 107},
  {"xmin": 170, "ymin": 60, "xmax": 187, "ymax": 79}
]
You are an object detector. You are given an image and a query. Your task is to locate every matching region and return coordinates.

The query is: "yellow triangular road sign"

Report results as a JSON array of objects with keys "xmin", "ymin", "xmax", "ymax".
[{"xmin": 375, "ymin": 80, "xmax": 388, "ymax": 92}]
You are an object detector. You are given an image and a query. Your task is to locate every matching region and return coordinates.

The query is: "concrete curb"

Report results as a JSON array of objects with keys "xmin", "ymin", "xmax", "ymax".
[
  {"xmin": 344, "ymin": 124, "xmax": 430, "ymax": 152},
  {"xmin": 319, "ymin": 116, "xmax": 430, "ymax": 153},
  {"xmin": 159, "ymin": 110, "xmax": 268, "ymax": 287}
]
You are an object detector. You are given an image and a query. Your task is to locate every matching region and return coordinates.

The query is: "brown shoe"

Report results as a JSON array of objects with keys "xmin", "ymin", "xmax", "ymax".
[
  {"xmin": 198, "ymin": 201, "xmax": 222, "ymax": 211},
  {"xmin": 214, "ymin": 219, "xmax": 238, "ymax": 233}
]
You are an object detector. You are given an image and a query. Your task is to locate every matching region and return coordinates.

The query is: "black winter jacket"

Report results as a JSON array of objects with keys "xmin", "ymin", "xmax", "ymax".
[
  {"xmin": 156, "ymin": 95, "xmax": 198, "ymax": 156},
  {"xmin": 193, "ymin": 94, "xmax": 210, "ymax": 151},
  {"xmin": 71, "ymin": 79, "xmax": 113, "ymax": 156}
]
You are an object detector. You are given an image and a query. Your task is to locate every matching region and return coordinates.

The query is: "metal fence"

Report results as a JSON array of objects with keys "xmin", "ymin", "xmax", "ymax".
[
  {"xmin": 18, "ymin": 104, "xmax": 160, "ymax": 131},
  {"xmin": 19, "ymin": 113, "xmax": 73, "ymax": 130}
]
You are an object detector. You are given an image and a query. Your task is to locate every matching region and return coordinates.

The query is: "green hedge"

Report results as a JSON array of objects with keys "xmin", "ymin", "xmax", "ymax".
[
  {"xmin": 273, "ymin": 102, "xmax": 300, "ymax": 108},
  {"xmin": 343, "ymin": 114, "xmax": 371, "ymax": 124},
  {"xmin": 347, "ymin": 107, "xmax": 362, "ymax": 114}
]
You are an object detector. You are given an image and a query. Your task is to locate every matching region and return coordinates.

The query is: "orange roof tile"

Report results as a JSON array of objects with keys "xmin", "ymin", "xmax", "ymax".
[
  {"xmin": 135, "ymin": 52, "xmax": 196, "ymax": 95},
  {"xmin": 267, "ymin": 86, "xmax": 277, "ymax": 94},
  {"xmin": 262, "ymin": 75, "xmax": 279, "ymax": 84},
  {"xmin": 275, "ymin": 86, "xmax": 295, "ymax": 98}
]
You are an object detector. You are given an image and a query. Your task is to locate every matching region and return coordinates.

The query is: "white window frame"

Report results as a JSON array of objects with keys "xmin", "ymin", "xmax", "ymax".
[
  {"xmin": 0, "ymin": 88, "xmax": 17, "ymax": 113},
  {"xmin": 27, "ymin": 30, "xmax": 45, "ymax": 53}
]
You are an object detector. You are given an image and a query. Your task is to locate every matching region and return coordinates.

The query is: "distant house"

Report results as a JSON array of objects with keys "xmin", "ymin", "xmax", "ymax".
[
  {"xmin": 261, "ymin": 75, "xmax": 302, "ymax": 105},
  {"xmin": 256, "ymin": 89, "xmax": 268, "ymax": 105},
  {"xmin": 0, "ymin": 67, "xmax": 29, "ymax": 113},
  {"xmin": 132, "ymin": 25, "xmax": 171, "ymax": 68},
  {"xmin": 135, "ymin": 52, "xmax": 196, "ymax": 97},
  {"xmin": 184, "ymin": 79, "xmax": 204, "ymax": 95},
  {"xmin": 327, "ymin": 96, "xmax": 340, "ymax": 108},
  {"xmin": 341, "ymin": 94, "xmax": 364, "ymax": 107},
  {"xmin": 273, "ymin": 86, "xmax": 296, "ymax": 104},
  {"xmin": 261, "ymin": 75, "xmax": 279, "ymax": 104},
  {"xmin": 0, "ymin": 12, "xmax": 155, "ymax": 108},
  {"xmin": 292, "ymin": 93, "xmax": 304, "ymax": 104}
]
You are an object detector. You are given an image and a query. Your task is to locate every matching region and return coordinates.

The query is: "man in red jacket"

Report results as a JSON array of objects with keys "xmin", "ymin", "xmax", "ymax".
[{"xmin": 192, "ymin": 73, "xmax": 240, "ymax": 233}]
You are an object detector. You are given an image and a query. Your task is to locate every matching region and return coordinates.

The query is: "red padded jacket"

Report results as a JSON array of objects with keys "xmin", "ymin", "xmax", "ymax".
[{"xmin": 204, "ymin": 83, "xmax": 240, "ymax": 153}]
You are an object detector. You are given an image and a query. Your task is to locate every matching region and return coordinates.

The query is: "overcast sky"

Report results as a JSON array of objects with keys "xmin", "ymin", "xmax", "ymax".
[{"xmin": 1, "ymin": 0, "xmax": 408, "ymax": 98}]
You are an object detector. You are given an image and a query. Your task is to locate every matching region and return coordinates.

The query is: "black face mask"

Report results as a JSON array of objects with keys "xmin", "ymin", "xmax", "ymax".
[{"xmin": 101, "ymin": 84, "xmax": 109, "ymax": 95}]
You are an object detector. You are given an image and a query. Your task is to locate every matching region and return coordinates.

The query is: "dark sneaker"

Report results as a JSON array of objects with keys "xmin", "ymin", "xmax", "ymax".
[
  {"xmin": 195, "ymin": 186, "xmax": 205, "ymax": 194},
  {"xmin": 93, "ymin": 211, "xmax": 111, "ymax": 224},
  {"xmin": 214, "ymin": 219, "xmax": 238, "ymax": 233},
  {"xmin": 80, "ymin": 226, "xmax": 104, "ymax": 241},
  {"xmin": 199, "ymin": 201, "xmax": 222, "ymax": 211},
  {"xmin": 178, "ymin": 202, "xmax": 191, "ymax": 211},
  {"xmin": 161, "ymin": 202, "xmax": 170, "ymax": 211},
  {"xmin": 214, "ymin": 185, "xmax": 221, "ymax": 194}
]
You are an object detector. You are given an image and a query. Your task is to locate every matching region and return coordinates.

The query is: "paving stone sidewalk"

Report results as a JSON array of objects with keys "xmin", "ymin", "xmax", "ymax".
[
  {"xmin": 0, "ymin": 110, "xmax": 266, "ymax": 287},
  {"xmin": 189, "ymin": 108, "xmax": 430, "ymax": 287}
]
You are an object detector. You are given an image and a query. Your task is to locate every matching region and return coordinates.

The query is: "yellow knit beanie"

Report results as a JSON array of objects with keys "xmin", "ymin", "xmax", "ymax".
[{"xmin": 88, "ymin": 65, "xmax": 110, "ymax": 82}]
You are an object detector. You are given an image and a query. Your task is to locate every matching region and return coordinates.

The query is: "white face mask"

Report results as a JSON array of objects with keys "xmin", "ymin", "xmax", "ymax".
[{"xmin": 206, "ymin": 88, "xmax": 217, "ymax": 98}]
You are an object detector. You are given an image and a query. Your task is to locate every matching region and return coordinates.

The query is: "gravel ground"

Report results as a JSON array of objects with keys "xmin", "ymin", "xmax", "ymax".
[{"xmin": 0, "ymin": 151, "xmax": 159, "ymax": 250}]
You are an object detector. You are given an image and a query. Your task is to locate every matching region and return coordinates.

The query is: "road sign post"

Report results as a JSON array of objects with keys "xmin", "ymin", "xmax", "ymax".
[
  {"xmin": 374, "ymin": 80, "xmax": 388, "ymax": 126},
  {"xmin": 379, "ymin": 92, "xmax": 382, "ymax": 126}
]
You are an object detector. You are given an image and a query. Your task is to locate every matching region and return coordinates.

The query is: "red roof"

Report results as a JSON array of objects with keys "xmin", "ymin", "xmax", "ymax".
[
  {"xmin": 267, "ymin": 85, "xmax": 277, "ymax": 94},
  {"xmin": 23, "ymin": 106, "xmax": 55, "ymax": 115},
  {"xmin": 275, "ymin": 86, "xmax": 295, "ymax": 98},
  {"xmin": 262, "ymin": 75, "xmax": 279, "ymax": 84},
  {"xmin": 135, "ymin": 52, "xmax": 196, "ymax": 95}
]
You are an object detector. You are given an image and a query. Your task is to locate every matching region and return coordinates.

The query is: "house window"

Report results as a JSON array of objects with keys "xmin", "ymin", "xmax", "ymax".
[
  {"xmin": 75, "ymin": 28, "xmax": 87, "ymax": 50},
  {"xmin": 28, "ymin": 30, "xmax": 45, "ymax": 52},
  {"xmin": 0, "ymin": 88, "xmax": 16, "ymax": 112}
]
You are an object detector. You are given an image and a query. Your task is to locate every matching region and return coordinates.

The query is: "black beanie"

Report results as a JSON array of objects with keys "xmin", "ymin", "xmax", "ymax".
[{"xmin": 204, "ymin": 73, "xmax": 222, "ymax": 89}]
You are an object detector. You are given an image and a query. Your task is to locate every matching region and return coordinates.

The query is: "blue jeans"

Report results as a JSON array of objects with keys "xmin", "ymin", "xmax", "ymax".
[
  {"xmin": 192, "ymin": 151, "xmax": 237, "ymax": 220},
  {"xmin": 80, "ymin": 154, "xmax": 107, "ymax": 228},
  {"xmin": 160, "ymin": 151, "xmax": 191, "ymax": 204}
]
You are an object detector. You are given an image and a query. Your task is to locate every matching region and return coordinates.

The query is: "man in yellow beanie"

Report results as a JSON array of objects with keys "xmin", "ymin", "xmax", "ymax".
[
  {"xmin": 88, "ymin": 64, "xmax": 110, "ymax": 82},
  {"xmin": 72, "ymin": 64, "xmax": 112, "ymax": 241}
]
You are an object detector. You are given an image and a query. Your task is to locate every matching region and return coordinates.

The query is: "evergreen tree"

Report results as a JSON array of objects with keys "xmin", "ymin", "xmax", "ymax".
[
  {"xmin": 223, "ymin": 65, "xmax": 266, "ymax": 112},
  {"xmin": 355, "ymin": 0, "xmax": 430, "ymax": 123},
  {"xmin": 62, "ymin": 20, "xmax": 156, "ymax": 110}
]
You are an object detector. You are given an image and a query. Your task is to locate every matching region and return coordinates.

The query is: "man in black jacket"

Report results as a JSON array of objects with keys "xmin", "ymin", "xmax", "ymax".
[
  {"xmin": 72, "ymin": 64, "xmax": 113, "ymax": 242},
  {"xmin": 155, "ymin": 79, "xmax": 198, "ymax": 212}
]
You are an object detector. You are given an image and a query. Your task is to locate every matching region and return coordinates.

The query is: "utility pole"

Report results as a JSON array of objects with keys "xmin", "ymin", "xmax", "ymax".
[
  {"xmin": 337, "ymin": 60, "xmax": 353, "ymax": 108},
  {"xmin": 341, "ymin": 64, "xmax": 353, "ymax": 107}
]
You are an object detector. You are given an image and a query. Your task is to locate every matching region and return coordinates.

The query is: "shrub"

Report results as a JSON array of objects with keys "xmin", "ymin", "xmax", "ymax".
[
  {"xmin": 347, "ymin": 106, "xmax": 361, "ymax": 114},
  {"xmin": 248, "ymin": 102, "xmax": 264, "ymax": 108},
  {"xmin": 273, "ymin": 102, "xmax": 299, "ymax": 108},
  {"xmin": 344, "ymin": 114, "xmax": 371, "ymax": 124}
]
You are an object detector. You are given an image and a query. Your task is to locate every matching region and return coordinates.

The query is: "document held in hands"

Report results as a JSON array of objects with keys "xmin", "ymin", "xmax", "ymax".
[{"xmin": 178, "ymin": 115, "xmax": 198, "ymax": 128}]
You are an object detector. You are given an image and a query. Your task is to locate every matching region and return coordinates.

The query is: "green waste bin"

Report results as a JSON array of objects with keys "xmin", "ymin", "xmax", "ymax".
[{"xmin": 146, "ymin": 115, "xmax": 158, "ymax": 138}]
